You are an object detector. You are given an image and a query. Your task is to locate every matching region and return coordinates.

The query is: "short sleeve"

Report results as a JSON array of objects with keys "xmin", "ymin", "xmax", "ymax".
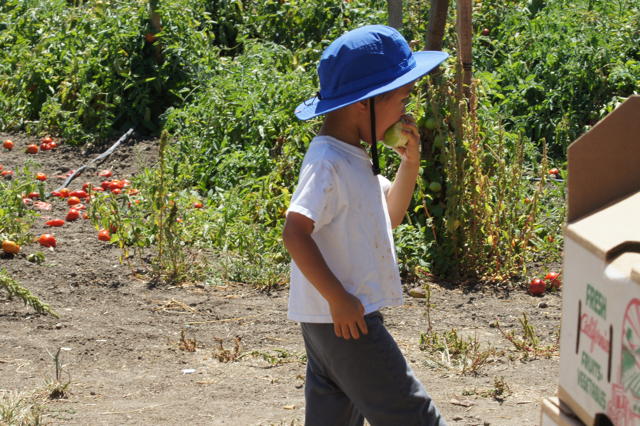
[
  {"xmin": 287, "ymin": 160, "xmax": 340, "ymax": 233},
  {"xmin": 378, "ymin": 174, "xmax": 392, "ymax": 197}
]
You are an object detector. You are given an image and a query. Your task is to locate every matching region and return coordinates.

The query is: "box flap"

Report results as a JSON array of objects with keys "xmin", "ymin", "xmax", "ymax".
[
  {"xmin": 567, "ymin": 96, "xmax": 640, "ymax": 222},
  {"xmin": 564, "ymin": 190, "xmax": 640, "ymax": 261}
]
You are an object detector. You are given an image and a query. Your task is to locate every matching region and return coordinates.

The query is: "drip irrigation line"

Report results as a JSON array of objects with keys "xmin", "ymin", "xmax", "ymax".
[
  {"xmin": 52, "ymin": 125, "xmax": 138, "ymax": 195},
  {"xmin": 527, "ymin": 177, "xmax": 565, "ymax": 182}
]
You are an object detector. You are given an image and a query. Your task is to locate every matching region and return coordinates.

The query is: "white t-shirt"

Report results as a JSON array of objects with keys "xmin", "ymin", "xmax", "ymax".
[{"xmin": 286, "ymin": 135, "xmax": 403, "ymax": 323}]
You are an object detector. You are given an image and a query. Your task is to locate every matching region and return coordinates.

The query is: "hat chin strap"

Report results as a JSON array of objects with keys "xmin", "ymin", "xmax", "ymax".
[{"xmin": 370, "ymin": 98, "xmax": 381, "ymax": 176}]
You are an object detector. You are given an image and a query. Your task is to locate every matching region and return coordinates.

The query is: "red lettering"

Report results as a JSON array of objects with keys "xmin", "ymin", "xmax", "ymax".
[{"xmin": 580, "ymin": 313, "xmax": 610, "ymax": 354}]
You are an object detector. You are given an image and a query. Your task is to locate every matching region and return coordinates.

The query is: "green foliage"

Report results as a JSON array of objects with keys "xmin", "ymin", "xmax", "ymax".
[
  {"xmin": 0, "ymin": 268, "xmax": 59, "ymax": 317},
  {"xmin": 0, "ymin": 163, "xmax": 41, "ymax": 246}
]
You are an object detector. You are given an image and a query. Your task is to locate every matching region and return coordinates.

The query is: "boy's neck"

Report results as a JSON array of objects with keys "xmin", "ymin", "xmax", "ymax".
[{"xmin": 317, "ymin": 108, "xmax": 370, "ymax": 152}]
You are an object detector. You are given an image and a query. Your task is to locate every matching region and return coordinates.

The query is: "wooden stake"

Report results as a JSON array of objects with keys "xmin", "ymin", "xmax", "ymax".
[
  {"xmin": 457, "ymin": 0, "xmax": 473, "ymax": 98},
  {"xmin": 388, "ymin": 0, "xmax": 403, "ymax": 29},
  {"xmin": 424, "ymin": 0, "xmax": 450, "ymax": 51}
]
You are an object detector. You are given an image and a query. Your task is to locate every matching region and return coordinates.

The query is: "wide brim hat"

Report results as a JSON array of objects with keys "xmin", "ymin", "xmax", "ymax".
[{"xmin": 295, "ymin": 25, "xmax": 449, "ymax": 121}]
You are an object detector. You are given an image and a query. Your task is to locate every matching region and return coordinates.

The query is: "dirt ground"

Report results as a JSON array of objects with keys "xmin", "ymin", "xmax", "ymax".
[{"xmin": 0, "ymin": 131, "xmax": 562, "ymax": 426}]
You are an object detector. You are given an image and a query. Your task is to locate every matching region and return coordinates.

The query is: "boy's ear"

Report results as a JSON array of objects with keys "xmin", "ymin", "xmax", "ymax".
[{"xmin": 356, "ymin": 99, "xmax": 369, "ymax": 112}]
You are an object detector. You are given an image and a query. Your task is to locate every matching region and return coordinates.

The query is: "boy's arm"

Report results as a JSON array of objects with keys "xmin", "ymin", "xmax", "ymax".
[
  {"xmin": 282, "ymin": 212, "xmax": 368, "ymax": 339},
  {"xmin": 386, "ymin": 114, "xmax": 421, "ymax": 229}
]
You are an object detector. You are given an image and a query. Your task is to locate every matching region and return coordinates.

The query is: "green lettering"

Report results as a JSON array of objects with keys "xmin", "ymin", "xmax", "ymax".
[
  {"xmin": 586, "ymin": 284, "xmax": 607, "ymax": 320},
  {"xmin": 578, "ymin": 369, "xmax": 607, "ymax": 410},
  {"xmin": 581, "ymin": 351, "xmax": 603, "ymax": 381}
]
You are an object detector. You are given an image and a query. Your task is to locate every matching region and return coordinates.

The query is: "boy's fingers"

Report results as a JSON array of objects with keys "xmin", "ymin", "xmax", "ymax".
[
  {"xmin": 341, "ymin": 324, "xmax": 352, "ymax": 340},
  {"xmin": 357, "ymin": 317, "xmax": 369, "ymax": 335},
  {"xmin": 349, "ymin": 322, "xmax": 361, "ymax": 340},
  {"xmin": 334, "ymin": 323, "xmax": 343, "ymax": 338}
]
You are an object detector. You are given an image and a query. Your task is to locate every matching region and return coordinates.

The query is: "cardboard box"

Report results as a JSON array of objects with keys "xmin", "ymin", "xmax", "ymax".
[
  {"xmin": 558, "ymin": 95, "xmax": 640, "ymax": 426},
  {"xmin": 541, "ymin": 397, "xmax": 586, "ymax": 426}
]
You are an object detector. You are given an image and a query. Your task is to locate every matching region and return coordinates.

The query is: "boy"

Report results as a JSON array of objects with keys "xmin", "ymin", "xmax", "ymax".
[{"xmin": 283, "ymin": 25, "xmax": 449, "ymax": 426}]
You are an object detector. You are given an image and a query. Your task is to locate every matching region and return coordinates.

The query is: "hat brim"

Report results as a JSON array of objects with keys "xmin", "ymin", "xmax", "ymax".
[{"xmin": 295, "ymin": 51, "xmax": 449, "ymax": 121}]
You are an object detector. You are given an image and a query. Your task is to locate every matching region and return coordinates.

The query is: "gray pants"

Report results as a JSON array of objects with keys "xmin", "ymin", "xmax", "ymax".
[{"xmin": 301, "ymin": 311, "xmax": 446, "ymax": 426}]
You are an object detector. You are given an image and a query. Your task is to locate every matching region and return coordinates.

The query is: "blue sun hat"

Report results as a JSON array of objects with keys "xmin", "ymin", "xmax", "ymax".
[
  {"xmin": 294, "ymin": 25, "xmax": 449, "ymax": 121},
  {"xmin": 294, "ymin": 25, "xmax": 449, "ymax": 175}
]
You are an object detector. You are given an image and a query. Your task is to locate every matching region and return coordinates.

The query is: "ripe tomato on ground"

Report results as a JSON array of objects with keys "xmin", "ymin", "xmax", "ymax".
[
  {"xmin": 59, "ymin": 188, "xmax": 70, "ymax": 198},
  {"xmin": 42, "ymin": 136, "xmax": 53, "ymax": 144},
  {"xmin": 40, "ymin": 143, "xmax": 51, "ymax": 151},
  {"xmin": 67, "ymin": 196, "xmax": 81, "ymax": 206},
  {"xmin": 2, "ymin": 240, "xmax": 20, "ymax": 254},
  {"xmin": 83, "ymin": 182, "xmax": 91, "ymax": 191},
  {"xmin": 99, "ymin": 170, "xmax": 112, "ymax": 178},
  {"xmin": 101, "ymin": 181, "xmax": 111, "ymax": 190},
  {"xmin": 39, "ymin": 234, "xmax": 56, "ymax": 248},
  {"xmin": 27, "ymin": 192, "xmax": 40, "ymax": 199},
  {"xmin": 529, "ymin": 278, "xmax": 545, "ymax": 295},
  {"xmin": 69, "ymin": 190, "xmax": 88, "ymax": 199},
  {"xmin": 66, "ymin": 208, "xmax": 80, "ymax": 221},
  {"xmin": 98, "ymin": 230, "xmax": 110, "ymax": 241},
  {"xmin": 36, "ymin": 173, "xmax": 47, "ymax": 181},
  {"xmin": 75, "ymin": 204, "xmax": 86, "ymax": 210},
  {"xmin": 26, "ymin": 144, "xmax": 38, "ymax": 154},
  {"xmin": 549, "ymin": 168, "xmax": 560, "ymax": 175},
  {"xmin": 50, "ymin": 141, "xmax": 57, "ymax": 149},
  {"xmin": 545, "ymin": 272, "xmax": 562, "ymax": 289},
  {"xmin": 46, "ymin": 219, "xmax": 65, "ymax": 227},
  {"xmin": 112, "ymin": 188, "xmax": 121, "ymax": 195},
  {"xmin": 3, "ymin": 140, "xmax": 13, "ymax": 150},
  {"xmin": 1, "ymin": 170, "xmax": 12, "ymax": 179}
]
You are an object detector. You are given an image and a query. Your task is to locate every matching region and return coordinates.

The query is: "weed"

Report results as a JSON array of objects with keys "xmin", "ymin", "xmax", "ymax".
[
  {"xmin": 248, "ymin": 349, "xmax": 308, "ymax": 366},
  {"xmin": 212, "ymin": 336, "xmax": 243, "ymax": 362},
  {"xmin": 40, "ymin": 348, "xmax": 71, "ymax": 400},
  {"xmin": 494, "ymin": 311, "xmax": 559, "ymax": 359},
  {"xmin": 419, "ymin": 328, "xmax": 499, "ymax": 374},
  {"xmin": 463, "ymin": 375, "xmax": 511, "ymax": 399},
  {"xmin": 0, "ymin": 390, "xmax": 44, "ymax": 426},
  {"xmin": 168, "ymin": 328, "xmax": 197, "ymax": 352},
  {"xmin": 0, "ymin": 269, "xmax": 58, "ymax": 318}
]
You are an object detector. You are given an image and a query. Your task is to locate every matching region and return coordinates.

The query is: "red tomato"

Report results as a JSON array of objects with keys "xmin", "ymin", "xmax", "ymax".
[
  {"xmin": 549, "ymin": 168, "xmax": 560, "ymax": 175},
  {"xmin": 50, "ymin": 141, "xmax": 57, "ymax": 149},
  {"xmin": 46, "ymin": 219, "xmax": 65, "ymax": 227},
  {"xmin": 177, "ymin": 218, "xmax": 183, "ymax": 223},
  {"xmin": 529, "ymin": 278, "xmax": 545, "ymax": 296},
  {"xmin": 545, "ymin": 272, "xmax": 562, "ymax": 289},
  {"xmin": 51, "ymin": 191, "xmax": 63, "ymax": 198},
  {"xmin": 108, "ymin": 181, "xmax": 121, "ymax": 191},
  {"xmin": 82, "ymin": 182, "xmax": 91, "ymax": 191},
  {"xmin": 3, "ymin": 140, "xmax": 13, "ymax": 150},
  {"xmin": 94, "ymin": 187, "xmax": 104, "ymax": 192},
  {"xmin": 40, "ymin": 143, "xmax": 51, "ymax": 151},
  {"xmin": 69, "ymin": 190, "xmax": 88, "ymax": 199},
  {"xmin": 98, "ymin": 230, "xmax": 110, "ymax": 241},
  {"xmin": 99, "ymin": 170, "xmax": 112, "ymax": 178},
  {"xmin": 66, "ymin": 208, "xmax": 80, "ymax": 221},
  {"xmin": 59, "ymin": 188, "xmax": 70, "ymax": 198},
  {"xmin": 101, "ymin": 181, "xmax": 111, "ymax": 190},
  {"xmin": 127, "ymin": 189, "xmax": 139, "ymax": 196},
  {"xmin": 75, "ymin": 204, "xmax": 86, "ymax": 210},
  {"xmin": 26, "ymin": 144, "xmax": 38, "ymax": 154},
  {"xmin": 525, "ymin": 197, "xmax": 531, "ymax": 204},
  {"xmin": 42, "ymin": 136, "xmax": 53, "ymax": 144},
  {"xmin": 28, "ymin": 192, "xmax": 40, "ymax": 199},
  {"xmin": 112, "ymin": 188, "xmax": 121, "ymax": 195},
  {"xmin": 193, "ymin": 202, "xmax": 202, "ymax": 209},
  {"xmin": 548, "ymin": 235, "xmax": 554, "ymax": 243},
  {"xmin": 110, "ymin": 225, "xmax": 117, "ymax": 233},
  {"xmin": 67, "ymin": 196, "xmax": 81, "ymax": 206},
  {"xmin": 39, "ymin": 234, "xmax": 57, "ymax": 248},
  {"xmin": 123, "ymin": 179, "xmax": 131, "ymax": 188},
  {"xmin": 1, "ymin": 170, "xmax": 12, "ymax": 179},
  {"xmin": 36, "ymin": 172, "xmax": 47, "ymax": 181},
  {"xmin": 0, "ymin": 164, "xmax": 2, "ymax": 171},
  {"xmin": 481, "ymin": 28, "xmax": 490, "ymax": 36},
  {"xmin": 82, "ymin": 213, "xmax": 88, "ymax": 220},
  {"xmin": 145, "ymin": 32, "xmax": 156, "ymax": 43}
]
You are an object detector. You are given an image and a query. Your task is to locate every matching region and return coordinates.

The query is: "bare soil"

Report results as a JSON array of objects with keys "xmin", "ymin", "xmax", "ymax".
[{"xmin": 0, "ymin": 131, "xmax": 562, "ymax": 426}]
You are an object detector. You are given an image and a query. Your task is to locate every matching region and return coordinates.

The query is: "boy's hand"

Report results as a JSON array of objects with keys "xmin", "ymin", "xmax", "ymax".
[
  {"xmin": 329, "ymin": 291, "xmax": 368, "ymax": 340},
  {"xmin": 391, "ymin": 114, "xmax": 420, "ymax": 164}
]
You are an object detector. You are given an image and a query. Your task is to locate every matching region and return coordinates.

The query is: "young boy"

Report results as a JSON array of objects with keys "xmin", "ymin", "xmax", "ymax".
[{"xmin": 283, "ymin": 25, "xmax": 449, "ymax": 425}]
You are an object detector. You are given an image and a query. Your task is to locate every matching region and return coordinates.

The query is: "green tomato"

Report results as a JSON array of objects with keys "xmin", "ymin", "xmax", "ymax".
[
  {"xmin": 425, "ymin": 117, "xmax": 437, "ymax": 130},
  {"xmin": 434, "ymin": 134, "xmax": 446, "ymax": 148},
  {"xmin": 429, "ymin": 182, "xmax": 442, "ymax": 192},
  {"xmin": 383, "ymin": 122, "xmax": 409, "ymax": 148}
]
